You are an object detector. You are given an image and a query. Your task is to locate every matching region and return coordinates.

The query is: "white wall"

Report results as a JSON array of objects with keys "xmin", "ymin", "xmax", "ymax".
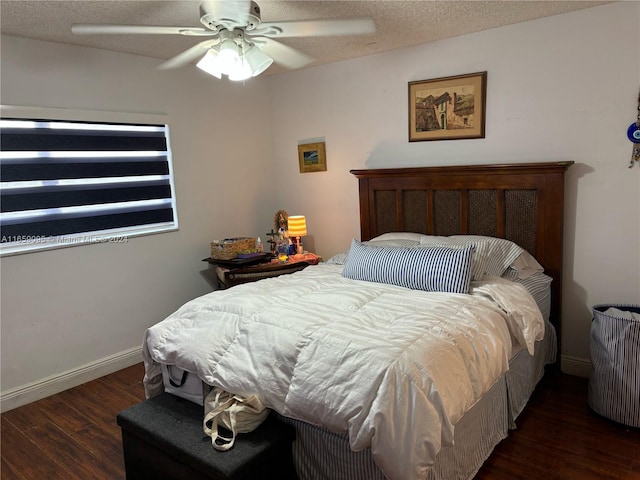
[
  {"xmin": 267, "ymin": 2, "xmax": 640, "ymax": 375},
  {"xmin": 0, "ymin": 35, "xmax": 276, "ymax": 409}
]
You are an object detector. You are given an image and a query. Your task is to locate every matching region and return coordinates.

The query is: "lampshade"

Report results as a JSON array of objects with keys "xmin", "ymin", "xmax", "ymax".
[
  {"xmin": 288, "ymin": 215, "xmax": 307, "ymax": 237},
  {"xmin": 228, "ymin": 58, "xmax": 252, "ymax": 81},
  {"xmin": 196, "ymin": 49, "xmax": 222, "ymax": 79},
  {"xmin": 217, "ymin": 38, "xmax": 241, "ymax": 74},
  {"xmin": 243, "ymin": 44, "xmax": 274, "ymax": 77}
]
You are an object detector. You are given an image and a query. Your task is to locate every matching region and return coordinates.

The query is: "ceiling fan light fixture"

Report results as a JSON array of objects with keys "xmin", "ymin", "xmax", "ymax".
[
  {"xmin": 217, "ymin": 38, "xmax": 241, "ymax": 74},
  {"xmin": 228, "ymin": 59, "xmax": 253, "ymax": 81},
  {"xmin": 243, "ymin": 44, "xmax": 273, "ymax": 77},
  {"xmin": 196, "ymin": 49, "xmax": 222, "ymax": 78}
]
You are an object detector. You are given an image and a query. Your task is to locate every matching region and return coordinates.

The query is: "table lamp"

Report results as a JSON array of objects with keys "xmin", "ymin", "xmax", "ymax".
[{"xmin": 287, "ymin": 215, "xmax": 307, "ymax": 254}]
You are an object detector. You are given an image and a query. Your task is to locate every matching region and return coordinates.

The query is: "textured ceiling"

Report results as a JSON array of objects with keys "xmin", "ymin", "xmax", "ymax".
[{"xmin": 0, "ymin": 1, "xmax": 611, "ymax": 75}]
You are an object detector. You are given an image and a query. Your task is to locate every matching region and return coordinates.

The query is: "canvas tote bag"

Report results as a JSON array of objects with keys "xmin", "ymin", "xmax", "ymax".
[{"xmin": 203, "ymin": 386, "xmax": 270, "ymax": 451}]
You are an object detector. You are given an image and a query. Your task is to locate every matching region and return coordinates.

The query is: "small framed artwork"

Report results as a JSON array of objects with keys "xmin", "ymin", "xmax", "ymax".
[
  {"xmin": 298, "ymin": 142, "xmax": 327, "ymax": 173},
  {"xmin": 408, "ymin": 71, "xmax": 487, "ymax": 142}
]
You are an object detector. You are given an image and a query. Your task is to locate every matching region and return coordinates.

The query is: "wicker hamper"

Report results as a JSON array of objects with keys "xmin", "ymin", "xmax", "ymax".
[
  {"xmin": 211, "ymin": 237, "xmax": 256, "ymax": 260},
  {"xmin": 588, "ymin": 304, "xmax": 640, "ymax": 427}
]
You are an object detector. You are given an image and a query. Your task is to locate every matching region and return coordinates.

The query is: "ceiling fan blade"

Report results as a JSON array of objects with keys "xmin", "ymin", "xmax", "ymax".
[
  {"xmin": 200, "ymin": 0, "xmax": 252, "ymax": 26},
  {"xmin": 251, "ymin": 18, "xmax": 375, "ymax": 38},
  {"xmin": 157, "ymin": 39, "xmax": 219, "ymax": 70},
  {"xmin": 71, "ymin": 24, "xmax": 215, "ymax": 36},
  {"xmin": 254, "ymin": 37, "xmax": 314, "ymax": 70}
]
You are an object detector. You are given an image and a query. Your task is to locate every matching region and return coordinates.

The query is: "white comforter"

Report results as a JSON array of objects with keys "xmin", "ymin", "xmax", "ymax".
[{"xmin": 143, "ymin": 264, "xmax": 543, "ymax": 480}]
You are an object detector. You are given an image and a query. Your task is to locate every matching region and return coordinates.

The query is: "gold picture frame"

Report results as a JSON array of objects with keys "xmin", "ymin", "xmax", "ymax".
[
  {"xmin": 298, "ymin": 142, "xmax": 327, "ymax": 173},
  {"xmin": 408, "ymin": 71, "xmax": 487, "ymax": 142}
]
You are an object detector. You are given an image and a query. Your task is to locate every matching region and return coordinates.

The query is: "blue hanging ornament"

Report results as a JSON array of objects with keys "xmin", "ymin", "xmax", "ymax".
[{"xmin": 627, "ymin": 123, "xmax": 640, "ymax": 143}]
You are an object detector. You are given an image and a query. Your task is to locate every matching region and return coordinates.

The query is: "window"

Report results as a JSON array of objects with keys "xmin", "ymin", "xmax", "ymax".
[{"xmin": 0, "ymin": 106, "xmax": 178, "ymax": 256}]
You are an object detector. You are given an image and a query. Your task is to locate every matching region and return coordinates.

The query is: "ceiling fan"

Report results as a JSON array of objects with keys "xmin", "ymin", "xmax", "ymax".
[{"xmin": 71, "ymin": 0, "xmax": 376, "ymax": 81}]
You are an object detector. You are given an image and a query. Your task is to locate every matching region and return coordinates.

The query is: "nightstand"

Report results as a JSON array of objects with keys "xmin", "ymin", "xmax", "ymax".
[{"xmin": 204, "ymin": 253, "xmax": 320, "ymax": 289}]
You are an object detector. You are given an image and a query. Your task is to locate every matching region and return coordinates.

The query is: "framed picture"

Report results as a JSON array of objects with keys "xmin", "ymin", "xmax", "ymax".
[
  {"xmin": 298, "ymin": 142, "xmax": 327, "ymax": 173},
  {"xmin": 408, "ymin": 71, "xmax": 487, "ymax": 142}
]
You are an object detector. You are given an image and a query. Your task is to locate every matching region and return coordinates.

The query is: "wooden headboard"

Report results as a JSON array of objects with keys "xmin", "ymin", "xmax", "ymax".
[{"xmin": 350, "ymin": 161, "xmax": 573, "ymax": 348}]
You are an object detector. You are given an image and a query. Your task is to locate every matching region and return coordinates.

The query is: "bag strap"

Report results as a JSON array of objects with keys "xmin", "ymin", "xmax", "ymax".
[
  {"xmin": 167, "ymin": 367, "xmax": 189, "ymax": 388},
  {"xmin": 205, "ymin": 408, "xmax": 238, "ymax": 451},
  {"xmin": 203, "ymin": 390, "xmax": 238, "ymax": 451}
]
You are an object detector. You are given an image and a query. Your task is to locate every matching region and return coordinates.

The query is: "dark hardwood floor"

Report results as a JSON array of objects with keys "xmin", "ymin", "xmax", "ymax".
[
  {"xmin": 476, "ymin": 372, "xmax": 640, "ymax": 480},
  {"xmin": 1, "ymin": 364, "xmax": 639, "ymax": 479}
]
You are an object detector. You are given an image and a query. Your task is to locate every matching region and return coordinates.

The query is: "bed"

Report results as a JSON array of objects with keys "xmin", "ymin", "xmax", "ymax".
[{"xmin": 143, "ymin": 161, "xmax": 573, "ymax": 480}]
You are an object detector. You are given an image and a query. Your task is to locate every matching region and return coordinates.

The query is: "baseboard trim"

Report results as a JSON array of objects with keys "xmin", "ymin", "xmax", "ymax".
[
  {"xmin": 560, "ymin": 354, "xmax": 592, "ymax": 378},
  {"xmin": 1, "ymin": 346, "xmax": 142, "ymax": 413}
]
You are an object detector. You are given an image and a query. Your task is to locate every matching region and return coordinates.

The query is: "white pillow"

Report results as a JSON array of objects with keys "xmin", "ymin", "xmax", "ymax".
[
  {"xmin": 509, "ymin": 250, "xmax": 544, "ymax": 279},
  {"xmin": 324, "ymin": 251, "xmax": 349, "ymax": 265},
  {"xmin": 370, "ymin": 232, "xmax": 428, "ymax": 243}
]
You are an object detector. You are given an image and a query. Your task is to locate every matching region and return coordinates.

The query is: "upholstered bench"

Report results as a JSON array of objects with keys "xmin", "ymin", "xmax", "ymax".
[{"xmin": 117, "ymin": 393, "xmax": 297, "ymax": 480}]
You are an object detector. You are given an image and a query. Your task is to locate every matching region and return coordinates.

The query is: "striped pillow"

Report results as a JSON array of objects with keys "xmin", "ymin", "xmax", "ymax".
[{"xmin": 342, "ymin": 239, "xmax": 474, "ymax": 293}]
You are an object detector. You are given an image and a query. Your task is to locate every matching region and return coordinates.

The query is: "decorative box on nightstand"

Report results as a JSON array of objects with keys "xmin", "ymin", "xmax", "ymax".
[{"xmin": 204, "ymin": 253, "xmax": 321, "ymax": 289}]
